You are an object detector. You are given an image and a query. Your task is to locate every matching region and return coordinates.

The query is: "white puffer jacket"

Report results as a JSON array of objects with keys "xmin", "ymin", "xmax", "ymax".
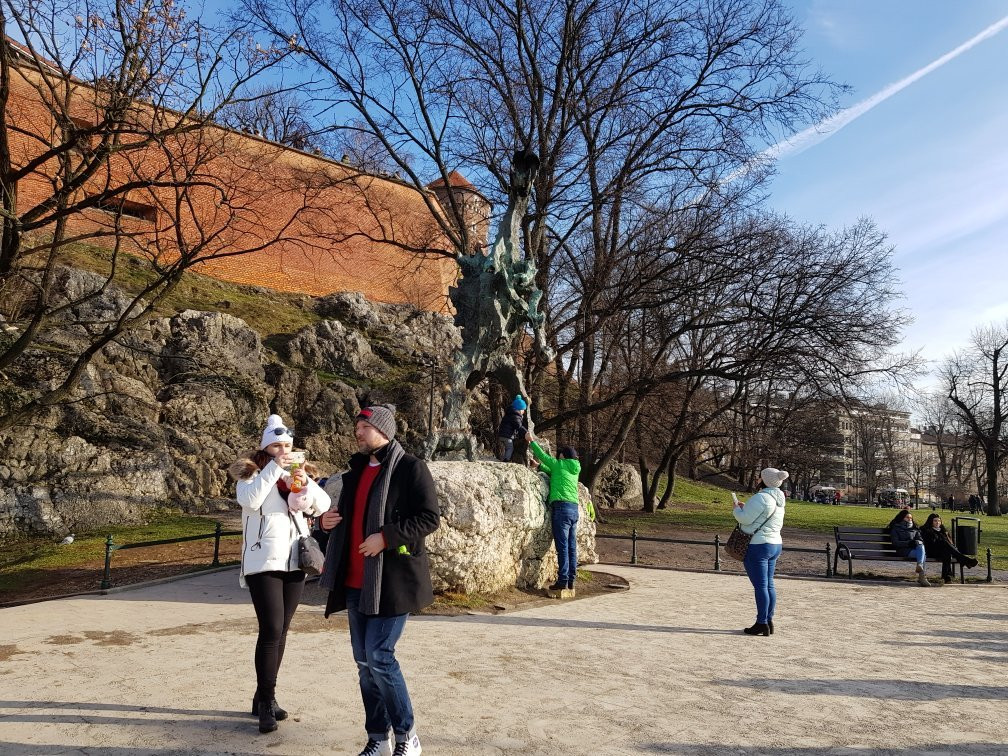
[{"xmin": 234, "ymin": 458, "xmax": 331, "ymax": 587}]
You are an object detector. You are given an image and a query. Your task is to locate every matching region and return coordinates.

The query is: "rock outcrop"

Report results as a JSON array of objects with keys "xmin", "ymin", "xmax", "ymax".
[
  {"xmin": 427, "ymin": 461, "xmax": 597, "ymax": 592},
  {"xmin": 594, "ymin": 462, "xmax": 644, "ymax": 510},
  {"xmin": 0, "ymin": 271, "xmax": 458, "ymax": 536},
  {"xmin": 0, "ymin": 269, "xmax": 599, "ymax": 595}
]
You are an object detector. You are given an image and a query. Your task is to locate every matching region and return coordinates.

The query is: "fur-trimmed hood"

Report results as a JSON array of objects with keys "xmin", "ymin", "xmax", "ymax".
[{"xmin": 228, "ymin": 451, "xmax": 261, "ymax": 482}]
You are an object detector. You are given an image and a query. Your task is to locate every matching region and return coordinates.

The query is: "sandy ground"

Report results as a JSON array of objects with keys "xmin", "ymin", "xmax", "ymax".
[{"xmin": 1, "ymin": 565, "xmax": 1006, "ymax": 755}]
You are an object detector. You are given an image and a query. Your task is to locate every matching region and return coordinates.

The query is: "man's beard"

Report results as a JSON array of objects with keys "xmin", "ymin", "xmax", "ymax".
[{"xmin": 358, "ymin": 439, "xmax": 388, "ymax": 455}]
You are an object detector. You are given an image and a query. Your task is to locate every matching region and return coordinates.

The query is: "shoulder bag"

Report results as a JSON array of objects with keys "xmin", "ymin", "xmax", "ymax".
[
  {"xmin": 725, "ymin": 499, "xmax": 778, "ymax": 562},
  {"xmin": 289, "ymin": 512, "xmax": 326, "ymax": 576}
]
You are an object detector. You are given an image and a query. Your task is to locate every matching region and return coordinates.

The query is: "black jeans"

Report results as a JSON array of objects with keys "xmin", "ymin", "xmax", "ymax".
[
  {"xmin": 924, "ymin": 541, "xmax": 972, "ymax": 579},
  {"xmin": 246, "ymin": 570, "xmax": 305, "ymax": 701}
]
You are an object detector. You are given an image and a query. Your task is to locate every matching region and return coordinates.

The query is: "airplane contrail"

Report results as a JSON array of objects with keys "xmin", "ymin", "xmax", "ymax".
[{"xmin": 764, "ymin": 13, "xmax": 1008, "ymax": 163}]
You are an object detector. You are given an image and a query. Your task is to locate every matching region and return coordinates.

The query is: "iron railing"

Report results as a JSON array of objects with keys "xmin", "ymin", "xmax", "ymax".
[
  {"xmin": 597, "ymin": 530, "xmax": 997, "ymax": 583},
  {"xmin": 596, "ymin": 529, "xmax": 834, "ymax": 577},
  {"xmin": 101, "ymin": 521, "xmax": 241, "ymax": 589}
]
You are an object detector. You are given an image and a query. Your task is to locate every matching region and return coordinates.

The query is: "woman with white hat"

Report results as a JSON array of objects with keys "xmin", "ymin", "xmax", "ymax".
[
  {"xmin": 732, "ymin": 467, "xmax": 788, "ymax": 636},
  {"xmin": 229, "ymin": 414, "xmax": 331, "ymax": 733}
]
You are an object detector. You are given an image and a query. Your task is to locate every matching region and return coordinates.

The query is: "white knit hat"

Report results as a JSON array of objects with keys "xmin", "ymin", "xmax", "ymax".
[
  {"xmin": 260, "ymin": 414, "xmax": 294, "ymax": 449},
  {"xmin": 760, "ymin": 467, "xmax": 789, "ymax": 489}
]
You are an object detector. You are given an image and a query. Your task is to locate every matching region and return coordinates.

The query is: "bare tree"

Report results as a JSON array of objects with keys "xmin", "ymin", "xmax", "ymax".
[
  {"xmin": 940, "ymin": 322, "xmax": 1008, "ymax": 515},
  {"xmin": 218, "ymin": 84, "xmax": 321, "ymax": 151},
  {"xmin": 850, "ymin": 410, "xmax": 884, "ymax": 505},
  {"xmin": 541, "ymin": 213, "xmax": 912, "ymax": 489},
  {"xmin": 0, "ymin": 0, "xmax": 305, "ymax": 430},
  {"xmin": 239, "ymin": 0, "xmax": 844, "ymax": 465}
]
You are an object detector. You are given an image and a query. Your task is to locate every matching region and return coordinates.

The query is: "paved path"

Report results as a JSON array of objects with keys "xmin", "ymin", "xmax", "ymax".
[{"xmin": 1, "ymin": 566, "xmax": 1006, "ymax": 755}]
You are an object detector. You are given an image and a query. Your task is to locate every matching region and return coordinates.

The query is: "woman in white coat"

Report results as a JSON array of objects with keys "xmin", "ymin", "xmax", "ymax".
[
  {"xmin": 732, "ymin": 467, "xmax": 787, "ymax": 637},
  {"xmin": 229, "ymin": 414, "xmax": 330, "ymax": 733}
]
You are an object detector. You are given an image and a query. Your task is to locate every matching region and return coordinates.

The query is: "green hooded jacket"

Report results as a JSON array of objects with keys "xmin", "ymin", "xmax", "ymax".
[{"xmin": 530, "ymin": 441, "xmax": 582, "ymax": 504}]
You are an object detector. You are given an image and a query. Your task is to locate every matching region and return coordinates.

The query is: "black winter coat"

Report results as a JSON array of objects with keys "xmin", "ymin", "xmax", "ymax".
[
  {"xmin": 496, "ymin": 409, "xmax": 525, "ymax": 440},
  {"xmin": 920, "ymin": 524, "xmax": 953, "ymax": 557},
  {"xmin": 322, "ymin": 443, "xmax": 440, "ymax": 617},
  {"xmin": 889, "ymin": 521, "xmax": 924, "ymax": 557}
]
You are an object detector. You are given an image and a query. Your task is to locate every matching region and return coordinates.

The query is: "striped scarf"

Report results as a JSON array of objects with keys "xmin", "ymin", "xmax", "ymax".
[{"xmin": 360, "ymin": 439, "xmax": 405, "ymax": 615}]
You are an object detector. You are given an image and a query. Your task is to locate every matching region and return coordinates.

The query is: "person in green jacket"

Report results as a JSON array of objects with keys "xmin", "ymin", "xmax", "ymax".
[{"xmin": 526, "ymin": 431, "xmax": 582, "ymax": 593}]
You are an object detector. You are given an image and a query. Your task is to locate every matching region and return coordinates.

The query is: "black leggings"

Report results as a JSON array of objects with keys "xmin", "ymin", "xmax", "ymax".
[{"xmin": 246, "ymin": 570, "xmax": 305, "ymax": 701}]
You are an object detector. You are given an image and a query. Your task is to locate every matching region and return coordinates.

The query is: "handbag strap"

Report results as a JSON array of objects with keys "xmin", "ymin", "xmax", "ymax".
[
  {"xmin": 288, "ymin": 510, "xmax": 306, "ymax": 538},
  {"xmin": 748, "ymin": 493, "xmax": 779, "ymax": 534}
]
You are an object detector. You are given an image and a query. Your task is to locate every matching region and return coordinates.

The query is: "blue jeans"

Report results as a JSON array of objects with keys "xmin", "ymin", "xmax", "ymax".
[
  {"xmin": 551, "ymin": 501, "xmax": 579, "ymax": 585},
  {"xmin": 743, "ymin": 542, "xmax": 782, "ymax": 624},
  {"xmin": 908, "ymin": 543, "xmax": 926, "ymax": 567},
  {"xmin": 346, "ymin": 588, "xmax": 414, "ymax": 742}
]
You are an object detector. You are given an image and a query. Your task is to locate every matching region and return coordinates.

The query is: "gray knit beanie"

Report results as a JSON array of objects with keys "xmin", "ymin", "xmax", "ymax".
[{"xmin": 356, "ymin": 403, "xmax": 397, "ymax": 441}]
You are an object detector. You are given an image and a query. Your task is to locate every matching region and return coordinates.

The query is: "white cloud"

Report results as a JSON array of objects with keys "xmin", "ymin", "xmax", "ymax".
[{"xmin": 765, "ymin": 13, "xmax": 1008, "ymax": 163}]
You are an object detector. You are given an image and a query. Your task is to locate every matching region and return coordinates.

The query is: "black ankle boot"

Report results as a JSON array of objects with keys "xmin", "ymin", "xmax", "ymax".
[
  {"xmin": 768, "ymin": 620, "xmax": 774, "ymax": 635},
  {"xmin": 743, "ymin": 622, "xmax": 770, "ymax": 636},
  {"xmin": 547, "ymin": 580, "xmax": 567, "ymax": 592},
  {"xmin": 252, "ymin": 697, "xmax": 287, "ymax": 721},
  {"xmin": 257, "ymin": 699, "xmax": 278, "ymax": 733}
]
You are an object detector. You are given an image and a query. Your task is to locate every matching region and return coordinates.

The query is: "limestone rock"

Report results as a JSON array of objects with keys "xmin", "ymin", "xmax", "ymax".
[
  {"xmin": 426, "ymin": 461, "xmax": 597, "ymax": 593},
  {"xmin": 283, "ymin": 319, "xmax": 376, "ymax": 376},
  {"xmin": 0, "ymin": 270, "xmax": 478, "ymax": 538},
  {"xmin": 595, "ymin": 461, "xmax": 644, "ymax": 509},
  {"xmin": 164, "ymin": 310, "xmax": 265, "ymax": 382}
]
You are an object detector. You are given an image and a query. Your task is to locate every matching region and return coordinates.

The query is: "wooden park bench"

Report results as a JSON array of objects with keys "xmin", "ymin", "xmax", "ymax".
[{"xmin": 833, "ymin": 526, "xmax": 966, "ymax": 582}]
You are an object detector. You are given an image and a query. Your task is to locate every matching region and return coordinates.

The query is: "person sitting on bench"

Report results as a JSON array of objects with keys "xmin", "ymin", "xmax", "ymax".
[
  {"xmin": 920, "ymin": 513, "xmax": 978, "ymax": 584},
  {"xmin": 886, "ymin": 508, "xmax": 930, "ymax": 587}
]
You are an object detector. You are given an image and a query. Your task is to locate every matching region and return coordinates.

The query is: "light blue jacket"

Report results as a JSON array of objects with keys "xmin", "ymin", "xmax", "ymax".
[{"xmin": 733, "ymin": 488, "xmax": 785, "ymax": 545}]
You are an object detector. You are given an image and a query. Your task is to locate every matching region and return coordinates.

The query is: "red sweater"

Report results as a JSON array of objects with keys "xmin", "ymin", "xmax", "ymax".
[{"xmin": 344, "ymin": 463, "xmax": 382, "ymax": 589}]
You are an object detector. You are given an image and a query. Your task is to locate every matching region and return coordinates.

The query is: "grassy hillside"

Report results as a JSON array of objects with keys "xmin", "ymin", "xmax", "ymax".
[{"xmin": 59, "ymin": 242, "xmax": 319, "ymax": 339}]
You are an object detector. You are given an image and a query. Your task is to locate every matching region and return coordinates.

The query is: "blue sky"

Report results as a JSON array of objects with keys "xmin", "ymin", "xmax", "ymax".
[{"xmin": 770, "ymin": 1, "xmax": 1008, "ymax": 376}]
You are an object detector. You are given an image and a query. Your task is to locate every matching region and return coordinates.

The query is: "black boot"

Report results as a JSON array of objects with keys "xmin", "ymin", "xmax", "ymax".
[
  {"xmin": 252, "ymin": 696, "xmax": 287, "ymax": 721},
  {"xmin": 257, "ymin": 699, "xmax": 278, "ymax": 733},
  {"xmin": 964, "ymin": 556, "xmax": 978, "ymax": 569},
  {"xmin": 743, "ymin": 622, "xmax": 770, "ymax": 636},
  {"xmin": 547, "ymin": 580, "xmax": 567, "ymax": 592},
  {"xmin": 768, "ymin": 620, "xmax": 774, "ymax": 635}
]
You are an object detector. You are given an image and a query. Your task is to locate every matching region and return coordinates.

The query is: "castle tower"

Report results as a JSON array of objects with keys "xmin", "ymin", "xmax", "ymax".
[{"xmin": 426, "ymin": 171, "xmax": 492, "ymax": 253}]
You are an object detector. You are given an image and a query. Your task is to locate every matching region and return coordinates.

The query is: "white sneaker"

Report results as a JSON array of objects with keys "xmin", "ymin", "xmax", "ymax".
[
  {"xmin": 392, "ymin": 733, "xmax": 422, "ymax": 756},
  {"xmin": 358, "ymin": 736, "xmax": 393, "ymax": 756}
]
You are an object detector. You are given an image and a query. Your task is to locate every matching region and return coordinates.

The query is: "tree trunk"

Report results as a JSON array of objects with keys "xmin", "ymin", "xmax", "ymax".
[
  {"xmin": 658, "ymin": 454, "xmax": 680, "ymax": 509},
  {"xmin": 985, "ymin": 444, "xmax": 1001, "ymax": 515}
]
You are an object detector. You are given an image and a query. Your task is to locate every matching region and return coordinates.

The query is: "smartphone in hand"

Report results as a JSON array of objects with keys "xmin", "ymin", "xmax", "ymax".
[{"xmin": 731, "ymin": 492, "xmax": 739, "ymax": 506}]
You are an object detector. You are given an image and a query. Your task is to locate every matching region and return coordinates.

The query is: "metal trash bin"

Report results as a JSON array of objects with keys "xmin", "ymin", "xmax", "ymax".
[{"xmin": 952, "ymin": 517, "xmax": 981, "ymax": 557}]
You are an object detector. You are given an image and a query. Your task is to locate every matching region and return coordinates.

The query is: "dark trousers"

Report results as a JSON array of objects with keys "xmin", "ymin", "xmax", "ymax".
[
  {"xmin": 924, "ymin": 541, "xmax": 974, "ymax": 580},
  {"xmin": 246, "ymin": 570, "xmax": 305, "ymax": 701}
]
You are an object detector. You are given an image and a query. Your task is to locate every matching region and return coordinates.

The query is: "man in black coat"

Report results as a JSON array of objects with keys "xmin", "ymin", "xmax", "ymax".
[{"xmin": 319, "ymin": 404, "xmax": 440, "ymax": 756}]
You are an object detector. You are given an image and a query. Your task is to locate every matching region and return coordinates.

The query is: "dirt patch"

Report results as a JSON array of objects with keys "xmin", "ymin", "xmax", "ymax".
[
  {"xmin": 420, "ymin": 570, "xmax": 629, "ymax": 615},
  {"xmin": 45, "ymin": 634, "xmax": 85, "ymax": 645},
  {"xmin": 0, "ymin": 643, "xmax": 31, "ymax": 661},
  {"xmin": 82, "ymin": 630, "xmax": 139, "ymax": 646}
]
